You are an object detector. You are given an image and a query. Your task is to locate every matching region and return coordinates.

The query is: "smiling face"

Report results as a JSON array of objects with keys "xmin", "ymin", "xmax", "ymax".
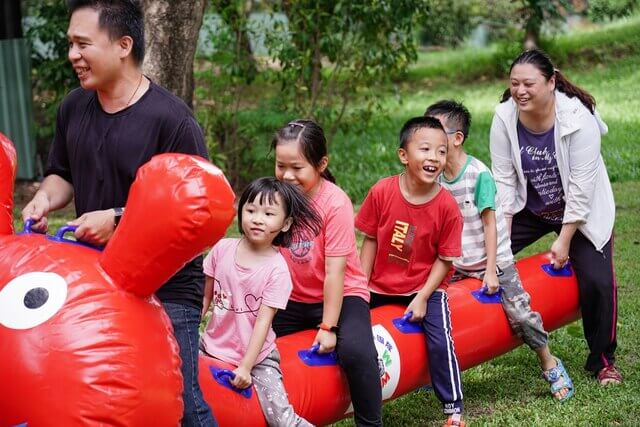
[
  {"xmin": 67, "ymin": 7, "xmax": 129, "ymax": 90},
  {"xmin": 398, "ymin": 127, "xmax": 447, "ymax": 186},
  {"xmin": 240, "ymin": 192, "xmax": 291, "ymax": 248},
  {"xmin": 274, "ymin": 141, "xmax": 326, "ymax": 196},
  {"xmin": 509, "ymin": 63, "xmax": 556, "ymax": 113}
]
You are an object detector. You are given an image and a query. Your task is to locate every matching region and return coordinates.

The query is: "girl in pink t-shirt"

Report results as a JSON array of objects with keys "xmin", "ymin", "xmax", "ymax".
[
  {"xmin": 272, "ymin": 120, "xmax": 383, "ymax": 427},
  {"xmin": 200, "ymin": 177, "xmax": 321, "ymax": 427}
]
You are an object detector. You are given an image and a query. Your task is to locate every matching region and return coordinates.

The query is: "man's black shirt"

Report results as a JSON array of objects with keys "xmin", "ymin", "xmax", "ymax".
[{"xmin": 46, "ymin": 81, "xmax": 209, "ymax": 309}]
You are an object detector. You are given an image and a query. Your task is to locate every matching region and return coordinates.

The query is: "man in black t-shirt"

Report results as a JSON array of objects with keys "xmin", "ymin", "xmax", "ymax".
[{"xmin": 21, "ymin": 1, "xmax": 218, "ymax": 426}]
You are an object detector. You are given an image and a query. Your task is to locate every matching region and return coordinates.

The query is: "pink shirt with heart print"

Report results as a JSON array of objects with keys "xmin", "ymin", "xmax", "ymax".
[{"xmin": 200, "ymin": 238, "xmax": 292, "ymax": 366}]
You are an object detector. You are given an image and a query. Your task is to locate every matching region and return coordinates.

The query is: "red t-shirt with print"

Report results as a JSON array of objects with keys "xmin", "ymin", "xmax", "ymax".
[{"xmin": 355, "ymin": 175, "xmax": 463, "ymax": 295}]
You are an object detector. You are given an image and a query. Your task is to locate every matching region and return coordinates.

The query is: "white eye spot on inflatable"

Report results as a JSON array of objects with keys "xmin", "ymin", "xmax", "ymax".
[{"xmin": 0, "ymin": 272, "xmax": 68, "ymax": 330}]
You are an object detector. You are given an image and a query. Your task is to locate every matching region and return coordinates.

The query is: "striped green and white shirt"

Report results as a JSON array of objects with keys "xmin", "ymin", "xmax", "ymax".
[{"xmin": 440, "ymin": 156, "xmax": 513, "ymax": 271}]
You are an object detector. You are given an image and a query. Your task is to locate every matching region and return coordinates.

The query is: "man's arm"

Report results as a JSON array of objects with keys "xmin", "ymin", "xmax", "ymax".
[{"xmin": 21, "ymin": 174, "xmax": 74, "ymax": 232}]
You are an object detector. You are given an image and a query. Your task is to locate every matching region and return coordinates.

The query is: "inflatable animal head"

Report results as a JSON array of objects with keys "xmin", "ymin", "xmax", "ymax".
[{"xmin": 0, "ymin": 134, "xmax": 235, "ymax": 426}]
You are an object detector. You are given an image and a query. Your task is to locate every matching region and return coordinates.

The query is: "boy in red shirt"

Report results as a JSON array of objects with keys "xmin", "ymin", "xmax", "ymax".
[{"xmin": 356, "ymin": 116, "xmax": 465, "ymax": 427}]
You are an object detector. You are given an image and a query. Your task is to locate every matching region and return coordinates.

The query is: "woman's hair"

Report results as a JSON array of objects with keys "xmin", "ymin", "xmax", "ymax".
[
  {"xmin": 271, "ymin": 119, "xmax": 336, "ymax": 183},
  {"xmin": 237, "ymin": 177, "xmax": 322, "ymax": 248},
  {"xmin": 501, "ymin": 48, "xmax": 596, "ymax": 114}
]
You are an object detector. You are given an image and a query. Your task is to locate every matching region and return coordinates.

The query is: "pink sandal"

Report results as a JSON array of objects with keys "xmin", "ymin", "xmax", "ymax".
[{"xmin": 597, "ymin": 365, "xmax": 622, "ymax": 385}]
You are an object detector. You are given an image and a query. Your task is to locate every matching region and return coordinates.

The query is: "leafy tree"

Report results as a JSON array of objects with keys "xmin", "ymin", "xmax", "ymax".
[
  {"xmin": 268, "ymin": 0, "xmax": 424, "ymax": 138},
  {"xmin": 516, "ymin": 0, "xmax": 574, "ymax": 48},
  {"xmin": 417, "ymin": 0, "xmax": 486, "ymax": 47},
  {"xmin": 588, "ymin": 0, "xmax": 639, "ymax": 21},
  {"xmin": 22, "ymin": 0, "xmax": 77, "ymax": 158}
]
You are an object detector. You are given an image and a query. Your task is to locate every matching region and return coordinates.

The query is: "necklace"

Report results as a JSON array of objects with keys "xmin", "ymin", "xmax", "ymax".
[{"xmin": 125, "ymin": 74, "xmax": 144, "ymax": 107}]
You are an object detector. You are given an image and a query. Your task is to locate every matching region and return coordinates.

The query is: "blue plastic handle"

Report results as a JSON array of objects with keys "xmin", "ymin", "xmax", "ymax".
[
  {"xmin": 471, "ymin": 287, "xmax": 502, "ymax": 304},
  {"xmin": 541, "ymin": 262, "xmax": 573, "ymax": 277},
  {"xmin": 19, "ymin": 219, "xmax": 45, "ymax": 235},
  {"xmin": 297, "ymin": 344, "xmax": 339, "ymax": 367},
  {"xmin": 209, "ymin": 367, "xmax": 252, "ymax": 398},
  {"xmin": 392, "ymin": 311, "xmax": 423, "ymax": 334},
  {"xmin": 47, "ymin": 225, "xmax": 104, "ymax": 251}
]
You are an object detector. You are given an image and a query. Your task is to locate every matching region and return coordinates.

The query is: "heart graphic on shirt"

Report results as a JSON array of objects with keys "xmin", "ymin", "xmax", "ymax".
[{"xmin": 244, "ymin": 294, "xmax": 263, "ymax": 316}]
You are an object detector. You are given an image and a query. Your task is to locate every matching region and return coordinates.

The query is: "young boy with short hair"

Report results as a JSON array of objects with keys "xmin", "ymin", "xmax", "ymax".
[
  {"xmin": 426, "ymin": 99, "xmax": 573, "ymax": 402},
  {"xmin": 356, "ymin": 116, "xmax": 465, "ymax": 427}
]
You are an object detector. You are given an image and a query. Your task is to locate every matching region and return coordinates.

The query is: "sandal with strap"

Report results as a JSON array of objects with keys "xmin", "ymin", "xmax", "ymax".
[
  {"xmin": 597, "ymin": 365, "xmax": 622, "ymax": 385},
  {"xmin": 542, "ymin": 357, "xmax": 574, "ymax": 402},
  {"xmin": 443, "ymin": 415, "xmax": 465, "ymax": 427}
]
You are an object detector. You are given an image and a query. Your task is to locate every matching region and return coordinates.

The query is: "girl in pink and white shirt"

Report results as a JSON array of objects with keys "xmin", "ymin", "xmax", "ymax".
[{"xmin": 201, "ymin": 177, "xmax": 321, "ymax": 427}]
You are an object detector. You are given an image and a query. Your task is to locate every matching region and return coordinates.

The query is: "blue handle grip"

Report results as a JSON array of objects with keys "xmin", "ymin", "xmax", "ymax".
[
  {"xmin": 541, "ymin": 262, "xmax": 573, "ymax": 277},
  {"xmin": 471, "ymin": 287, "xmax": 502, "ymax": 304},
  {"xmin": 209, "ymin": 367, "xmax": 252, "ymax": 398},
  {"xmin": 20, "ymin": 219, "xmax": 45, "ymax": 235},
  {"xmin": 47, "ymin": 225, "xmax": 103, "ymax": 251},
  {"xmin": 297, "ymin": 344, "xmax": 339, "ymax": 366},
  {"xmin": 392, "ymin": 311, "xmax": 423, "ymax": 334}
]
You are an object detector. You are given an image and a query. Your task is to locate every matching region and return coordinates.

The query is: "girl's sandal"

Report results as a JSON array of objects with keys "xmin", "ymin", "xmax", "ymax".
[
  {"xmin": 542, "ymin": 357, "xmax": 574, "ymax": 402},
  {"xmin": 597, "ymin": 365, "xmax": 622, "ymax": 385},
  {"xmin": 443, "ymin": 415, "xmax": 465, "ymax": 427}
]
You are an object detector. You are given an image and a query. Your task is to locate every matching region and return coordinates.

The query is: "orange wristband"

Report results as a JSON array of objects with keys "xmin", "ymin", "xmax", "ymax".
[{"xmin": 317, "ymin": 322, "xmax": 339, "ymax": 333}]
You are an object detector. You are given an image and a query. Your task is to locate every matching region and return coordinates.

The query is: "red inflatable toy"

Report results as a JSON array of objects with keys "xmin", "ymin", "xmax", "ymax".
[
  {"xmin": 0, "ymin": 132, "xmax": 17, "ymax": 235},
  {"xmin": 0, "ymin": 135, "xmax": 235, "ymax": 427},
  {"xmin": 198, "ymin": 251, "xmax": 580, "ymax": 423}
]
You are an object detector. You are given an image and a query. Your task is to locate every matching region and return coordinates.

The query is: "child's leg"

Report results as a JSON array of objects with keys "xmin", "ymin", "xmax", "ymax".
[
  {"xmin": 252, "ymin": 350, "xmax": 314, "ymax": 427},
  {"xmin": 498, "ymin": 264, "xmax": 549, "ymax": 353},
  {"xmin": 423, "ymin": 290, "xmax": 463, "ymax": 415},
  {"xmin": 499, "ymin": 264, "xmax": 574, "ymax": 400},
  {"xmin": 272, "ymin": 300, "xmax": 323, "ymax": 337},
  {"xmin": 336, "ymin": 296, "xmax": 383, "ymax": 427}
]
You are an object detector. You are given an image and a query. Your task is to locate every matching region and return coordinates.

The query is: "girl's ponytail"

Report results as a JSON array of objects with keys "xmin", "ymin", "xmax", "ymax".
[{"xmin": 321, "ymin": 168, "xmax": 336, "ymax": 184}]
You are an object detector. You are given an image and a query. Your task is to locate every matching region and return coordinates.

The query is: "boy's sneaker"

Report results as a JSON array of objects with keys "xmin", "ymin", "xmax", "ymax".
[
  {"xmin": 597, "ymin": 365, "xmax": 622, "ymax": 385},
  {"xmin": 443, "ymin": 414, "xmax": 465, "ymax": 427}
]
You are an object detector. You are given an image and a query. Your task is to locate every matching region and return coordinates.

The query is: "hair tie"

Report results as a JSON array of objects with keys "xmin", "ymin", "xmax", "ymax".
[
  {"xmin": 553, "ymin": 68, "xmax": 560, "ymax": 73},
  {"xmin": 287, "ymin": 122, "xmax": 305, "ymax": 130}
]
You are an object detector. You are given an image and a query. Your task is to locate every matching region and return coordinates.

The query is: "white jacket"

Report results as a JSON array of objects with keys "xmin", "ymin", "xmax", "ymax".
[{"xmin": 490, "ymin": 91, "xmax": 615, "ymax": 251}]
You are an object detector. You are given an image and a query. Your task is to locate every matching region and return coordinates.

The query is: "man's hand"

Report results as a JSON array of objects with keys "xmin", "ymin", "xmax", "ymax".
[
  {"xmin": 68, "ymin": 209, "xmax": 116, "ymax": 245},
  {"xmin": 483, "ymin": 272, "xmax": 500, "ymax": 295},
  {"xmin": 313, "ymin": 329, "xmax": 337, "ymax": 353},
  {"xmin": 406, "ymin": 293, "xmax": 428, "ymax": 321},
  {"xmin": 21, "ymin": 192, "xmax": 51, "ymax": 233},
  {"xmin": 231, "ymin": 365, "xmax": 252, "ymax": 389}
]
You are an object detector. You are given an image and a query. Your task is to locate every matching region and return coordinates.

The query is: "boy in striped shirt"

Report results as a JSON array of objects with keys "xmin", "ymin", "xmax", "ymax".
[{"xmin": 426, "ymin": 100, "xmax": 574, "ymax": 402}]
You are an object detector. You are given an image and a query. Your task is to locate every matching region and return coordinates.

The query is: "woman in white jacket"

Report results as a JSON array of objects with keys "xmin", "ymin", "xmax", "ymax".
[{"xmin": 489, "ymin": 49, "xmax": 621, "ymax": 385}]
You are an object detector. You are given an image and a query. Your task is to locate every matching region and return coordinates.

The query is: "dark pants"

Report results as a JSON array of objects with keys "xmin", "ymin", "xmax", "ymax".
[
  {"xmin": 370, "ymin": 292, "xmax": 463, "ymax": 415},
  {"xmin": 163, "ymin": 302, "xmax": 218, "ymax": 427},
  {"xmin": 510, "ymin": 208, "xmax": 618, "ymax": 373},
  {"xmin": 273, "ymin": 296, "xmax": 382, "ymax": 427}
]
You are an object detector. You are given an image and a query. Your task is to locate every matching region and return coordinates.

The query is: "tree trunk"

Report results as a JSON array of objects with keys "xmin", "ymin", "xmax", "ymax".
[{"xmin": 142, "ymin": 0, "xmax": 207, "ymax": 109}]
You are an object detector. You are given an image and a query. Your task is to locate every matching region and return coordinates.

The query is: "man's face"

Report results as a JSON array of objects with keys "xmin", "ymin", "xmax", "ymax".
[{"xmin": 67, "ymin": 8, "xmax": 124, "ymax": 90}]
